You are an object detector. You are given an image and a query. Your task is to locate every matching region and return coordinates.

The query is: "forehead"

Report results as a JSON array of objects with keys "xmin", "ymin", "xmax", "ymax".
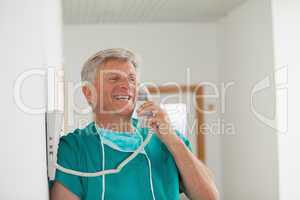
[{"xmin": 98, "ymin": 58, "xmax": 137, "ymax": 75}]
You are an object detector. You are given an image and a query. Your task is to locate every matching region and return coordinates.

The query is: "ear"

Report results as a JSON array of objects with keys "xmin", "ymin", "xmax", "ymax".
[{"xmin": 82, "ymin": 84, "xmax": 93, "ymax": 106}]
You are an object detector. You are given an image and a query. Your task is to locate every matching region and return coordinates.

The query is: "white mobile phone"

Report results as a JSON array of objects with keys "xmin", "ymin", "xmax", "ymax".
[{"xmin": 132, "ymin": 86, "xmax": 152, "ymax": 128}]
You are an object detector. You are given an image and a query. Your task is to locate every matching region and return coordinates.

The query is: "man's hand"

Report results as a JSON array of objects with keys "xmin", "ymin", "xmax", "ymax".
[{"xmin": 137, "ymin": 101, "xmax": 177, "ymax": 145}]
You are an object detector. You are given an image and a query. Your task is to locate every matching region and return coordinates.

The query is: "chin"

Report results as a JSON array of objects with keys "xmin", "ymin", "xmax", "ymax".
[{"xmin": 113, "ymin": 105, "xmax": 134, "ymax": 116}]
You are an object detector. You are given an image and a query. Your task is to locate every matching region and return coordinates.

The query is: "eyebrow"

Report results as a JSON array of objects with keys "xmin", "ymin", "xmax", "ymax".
[
  {"xmin": 128, "ymin": 73, "xmax": 136, "ymax": 77},
  {"xmin": 106, "ymin": 72, "xmax": 136, "ymax": 77}
]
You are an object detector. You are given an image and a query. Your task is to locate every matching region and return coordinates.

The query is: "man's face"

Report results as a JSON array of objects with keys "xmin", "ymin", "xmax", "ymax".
[{"xmin": 92, "ymin": 59, "xmax": 138, "ymax": 117}]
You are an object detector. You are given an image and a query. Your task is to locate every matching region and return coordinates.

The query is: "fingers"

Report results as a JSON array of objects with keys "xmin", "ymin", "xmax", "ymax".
[
  {"xmin": 147, "ymin": 117, "xmax": 160, "ymax": 130},
  {"xmin": 137, "ymin": 105, "xmax": 157, "ymax": 117},
  {"xmin": 136, "ymin": 101, "xmax": 172, "ymax": 135},
  {"xmin": 137, "ymin": 101, "xmax": 155, "ymax": 113},
  {"xmin": 147, "ymin": 117, "xmax": 172, "ymax": 135},
  {"xmin": 137, "ymin": 102, "xmax": 160, "ymax": 129},
  {"xmin": 137, "ymin": 101, "xmax": 159, "ymax": 117}
]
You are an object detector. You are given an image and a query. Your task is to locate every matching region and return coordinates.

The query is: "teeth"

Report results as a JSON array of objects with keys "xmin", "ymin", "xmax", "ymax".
[{"xmin": 113, "ymin": 95, "xmax": 130, "ymax": 100}]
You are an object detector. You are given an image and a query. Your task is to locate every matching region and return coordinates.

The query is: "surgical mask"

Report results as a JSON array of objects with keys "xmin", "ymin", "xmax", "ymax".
[{"xmin": 95, "ymin": 124, "xmax": 145, "ymax": 153}]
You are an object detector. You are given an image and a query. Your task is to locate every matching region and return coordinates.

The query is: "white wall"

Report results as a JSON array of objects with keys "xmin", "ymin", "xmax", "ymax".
[
  {"xmin": 218, "ymin": 0, "xmax": 279, "ymax": 199},
  {"xmin": 63, "ymin": 23, "xmax": 223, "ymax": 198},
  {"xmin": 63, "ymin": 23, "xmax": 219, "ymax": 84},
  {"xmin": 272, "ymin": 1, "xmax": 300, "ymax": 200},
  {"xmin": 0, "ymin": 0, "xmax": 62, "ymax": 199}
]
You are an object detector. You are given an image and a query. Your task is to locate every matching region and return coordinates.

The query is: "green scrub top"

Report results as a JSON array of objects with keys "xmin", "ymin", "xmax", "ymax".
[{"xmin": 53, "ymin": 121, "xmax": 192, "ymax": 200}]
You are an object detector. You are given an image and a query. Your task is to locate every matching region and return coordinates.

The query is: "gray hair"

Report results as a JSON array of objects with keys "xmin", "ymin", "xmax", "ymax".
[{"xmin": 81, "ymin": 48, "xmax": 139, "ymax": 83}]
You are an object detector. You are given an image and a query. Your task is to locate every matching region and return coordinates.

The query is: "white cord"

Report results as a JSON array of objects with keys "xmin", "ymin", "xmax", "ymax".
[
  {"xmin": 145, "ymin": 152, "xmax": 156, "ymax": 200},
  {"xmin": 56, "ymin": 133, "xmax": 153, "ymax": 177},
  {"xmin": 100, "ymin": 136, "xmax": 105, "ymax": 200}
]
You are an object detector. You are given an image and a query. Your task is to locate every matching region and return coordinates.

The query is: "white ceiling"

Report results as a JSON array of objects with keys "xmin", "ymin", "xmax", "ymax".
[{"xmin": 62, "ymin": 0, "xmax": 246, "ymax": 24}]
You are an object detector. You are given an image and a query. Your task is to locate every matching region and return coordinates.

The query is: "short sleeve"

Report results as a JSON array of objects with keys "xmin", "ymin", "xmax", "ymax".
[
  {"xmin": 54, "ymin": 135, "xmax": 83, "ymax": 198},
  {"xmin": 175, "ymin": 130, "xmax": 193, "ymax": 152}
]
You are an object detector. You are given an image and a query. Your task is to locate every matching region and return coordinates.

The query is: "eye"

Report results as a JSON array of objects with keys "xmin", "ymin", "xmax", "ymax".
[
  {"xmin": 108, "ymin": 75, "xmax": 119, "ymax": 81},
  {"xmin": 128, "ymin": 75, "xmax": 136, "ymax": 83},
  {"xmin": 129, "ymin": 77, "xmax": 136, "ymax": 82}
]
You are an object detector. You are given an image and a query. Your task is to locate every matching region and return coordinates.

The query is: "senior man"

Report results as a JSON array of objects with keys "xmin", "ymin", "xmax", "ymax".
[{"xmin": 50, "ymin": 48, "xmax": 219, "ymax": 200}]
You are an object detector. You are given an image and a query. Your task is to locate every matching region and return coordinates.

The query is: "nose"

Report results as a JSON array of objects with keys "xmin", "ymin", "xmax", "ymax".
[{"xmin": 119, "ymin": 79, "xmax": 130, "ymax": 90}]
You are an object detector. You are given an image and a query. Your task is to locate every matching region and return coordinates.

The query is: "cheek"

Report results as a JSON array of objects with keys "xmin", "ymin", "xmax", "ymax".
[
  {"xmin": 133, "ymin": 90, "xmax": 138, "ymax": 102},
  {"xmin": 131, "ymin": 84, "xmax": 138, "ymax": 96},
  {"xmin": 102, "ymin": 85, "xmax": 114, "ymax": 101},
  {"xmin": 98, "ymin": 84, "xmax": 113, "ymax": 95}
]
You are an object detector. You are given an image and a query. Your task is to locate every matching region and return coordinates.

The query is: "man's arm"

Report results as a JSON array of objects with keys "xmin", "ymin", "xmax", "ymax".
[
  {"xmin": 50, "ymin": 181, "xmax": 80, "ymax": 200},
  {"xmin": 137, "ymin": 101, "xmax": 219, "ymax": 200},
  {"xmin": 164, "ymin": 133, "xmax": 219, "ymax": 200}
]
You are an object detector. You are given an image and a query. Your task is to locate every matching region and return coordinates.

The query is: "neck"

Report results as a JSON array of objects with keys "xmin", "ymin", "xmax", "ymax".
[{"xmin": 94, "ymin": 113, "xmax": 134, "ymax": 132}]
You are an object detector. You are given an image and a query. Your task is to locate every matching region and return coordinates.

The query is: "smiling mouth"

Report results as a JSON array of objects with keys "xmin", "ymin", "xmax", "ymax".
[{"xmin": 112, "ymin": 95, "xmax": 132, "ymax": 101}]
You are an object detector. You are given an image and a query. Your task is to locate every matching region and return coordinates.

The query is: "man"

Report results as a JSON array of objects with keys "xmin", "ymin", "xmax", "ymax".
[{"xmin": 50, "ymin": 48, "xmax": 219, "ymax": 200}]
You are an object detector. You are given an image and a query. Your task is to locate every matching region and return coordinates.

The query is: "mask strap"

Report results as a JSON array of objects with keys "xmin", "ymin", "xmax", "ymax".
[
  {"xmin": 99, "ymin": 132, "xmax": 106, "ymax": 200},
  {"xmin": 138, "ymin": 130, "xmax": 156, "ymax": 200},
  {"xmin": 144, "ymin": 151, "xmax": 156, "ymax": 200}
]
